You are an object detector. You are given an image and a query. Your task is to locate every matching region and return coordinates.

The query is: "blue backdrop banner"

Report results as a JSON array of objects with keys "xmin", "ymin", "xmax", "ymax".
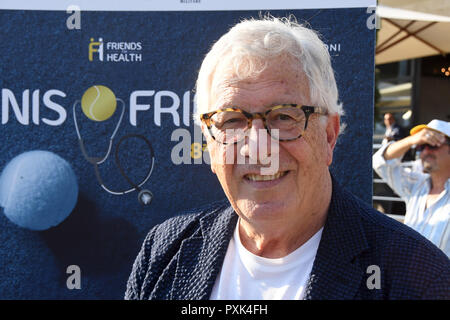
[{"xmin": 0, "ymin": 2, "xmax": 375, "ymax": 299}]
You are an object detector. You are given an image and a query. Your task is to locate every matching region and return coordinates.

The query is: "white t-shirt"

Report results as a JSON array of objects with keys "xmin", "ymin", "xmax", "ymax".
[{"xmin": 210, "ymin": 221, "xmax": 323, "ymax": 300}]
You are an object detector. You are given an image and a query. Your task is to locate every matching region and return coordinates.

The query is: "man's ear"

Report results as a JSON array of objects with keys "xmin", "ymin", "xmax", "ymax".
[{"xmin": 325, "ymin": 114, "xmax": 340, "ymax": 166}]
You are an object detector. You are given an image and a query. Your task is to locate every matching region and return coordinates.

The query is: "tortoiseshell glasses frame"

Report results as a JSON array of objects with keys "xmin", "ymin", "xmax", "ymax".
[{"xmin": 199, "ymin": 104, "xmax": 328, "ymax": 144}]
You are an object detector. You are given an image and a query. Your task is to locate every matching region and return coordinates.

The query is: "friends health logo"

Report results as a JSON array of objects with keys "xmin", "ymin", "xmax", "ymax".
[{"xmin": 89, "ymin": 38, "xmax": 143, "ymax": 62}]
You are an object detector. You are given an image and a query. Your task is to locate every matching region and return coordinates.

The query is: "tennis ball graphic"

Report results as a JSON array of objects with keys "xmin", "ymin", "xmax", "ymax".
[
  {"xmin": 81, "ymin": 85, "xmax": 117, "ymax": 121},
  {"xmin": 0, "ymin": 151, "xmax": 78, "ymax": 231}
]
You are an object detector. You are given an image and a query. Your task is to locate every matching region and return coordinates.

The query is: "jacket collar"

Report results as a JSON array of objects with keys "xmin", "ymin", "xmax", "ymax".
[
  {"xmin": 171, "ymin": 205, "xmax": 238, "ymax": 300},
  {"xmin": 171, "ymin": 178, "xmax": 369, "ymax": 300},
  {"xmin": 304, "ymin": 178, "xmax": 369, "ymax": 299}
]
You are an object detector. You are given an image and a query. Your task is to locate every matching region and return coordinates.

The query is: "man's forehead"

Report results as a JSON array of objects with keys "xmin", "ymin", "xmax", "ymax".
[
  {"xmin": 209, "ymin": 58, "xmax": 310, "ymax": 110},
  {"xmin": 214, "ymin": 55, "xmax": 303, "ymax": 81}
]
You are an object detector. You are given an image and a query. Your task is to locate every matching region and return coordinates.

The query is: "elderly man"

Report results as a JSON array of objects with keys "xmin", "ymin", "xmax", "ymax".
[
  {"xmin": 125, "ymin": 17, "xmax": 449, "ymax": 300},
  {"xmin": 373, "ymin": 119, "xmax": 450, "ymax": 256}
]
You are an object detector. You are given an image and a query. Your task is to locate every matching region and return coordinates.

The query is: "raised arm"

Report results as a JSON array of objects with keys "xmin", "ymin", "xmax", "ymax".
[{"xmin": 384, "ymin": 128, "xmax": 446, "ymax": 160}]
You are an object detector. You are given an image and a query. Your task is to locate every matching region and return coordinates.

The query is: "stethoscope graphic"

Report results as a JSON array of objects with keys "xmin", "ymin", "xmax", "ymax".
[{"xmin": 72, "ymin": 98, "xmax": 155, "ymax": 205}]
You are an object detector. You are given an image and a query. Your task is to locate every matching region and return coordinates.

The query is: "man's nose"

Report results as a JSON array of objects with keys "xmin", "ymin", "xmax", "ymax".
[{"xmin": 239, "ymin": 119, "xmax": 274, "ymax": 164}]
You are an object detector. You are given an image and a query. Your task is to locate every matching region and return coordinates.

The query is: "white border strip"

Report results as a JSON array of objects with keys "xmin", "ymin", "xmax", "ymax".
[{"xmin": 0, "ymin": 0, "xmax": 377, "ymax": 11}]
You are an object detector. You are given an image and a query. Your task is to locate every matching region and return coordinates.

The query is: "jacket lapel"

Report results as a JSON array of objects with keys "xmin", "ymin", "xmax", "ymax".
[
  {"xmin": 304, "ymin": 180, "xmax": 370, "ymax": 300},
  {"xmin": 171, "ymin": 205, "xmax": 238, "ymax": 300}
]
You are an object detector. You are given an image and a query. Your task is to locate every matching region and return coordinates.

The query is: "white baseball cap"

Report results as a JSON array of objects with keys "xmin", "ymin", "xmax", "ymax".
[{"xmin": 410, "ymin": 119, "xmax": 450, "ymax": 138}]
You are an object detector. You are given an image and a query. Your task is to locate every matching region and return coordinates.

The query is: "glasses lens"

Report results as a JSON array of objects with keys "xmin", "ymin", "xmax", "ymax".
[
  {"xmin": 266, "ymin": 106, "xmax": 306, "ymax": 140},
  {"xmin": 417, "ymin": 144, "xmax": 438, "ymax": 152},
  {"xmin": 210, "ymin": 111, "xmax": 248, "ymax": 143}
]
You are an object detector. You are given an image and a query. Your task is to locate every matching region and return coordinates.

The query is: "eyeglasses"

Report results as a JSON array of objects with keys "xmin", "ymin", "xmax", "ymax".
[
  {"xmin": 416, "ymin": 144, "xmax": 440, "ymax": 152},
  {"xmin": 416, "ymin": 139, "xmax": 450, "ymax": 152},
  {"xmin": 200, "ymin": 104, "xmax": 328, "ymax": 144}
]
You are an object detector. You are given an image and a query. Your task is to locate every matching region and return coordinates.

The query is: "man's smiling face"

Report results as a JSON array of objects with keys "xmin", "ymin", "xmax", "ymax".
[{"xmin": 203, "ymin": 55, "xmax": 339, "ymax": 225}]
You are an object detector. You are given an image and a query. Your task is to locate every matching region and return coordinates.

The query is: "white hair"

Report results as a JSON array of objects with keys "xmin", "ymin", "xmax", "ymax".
[{"xmin": 193, "ymin": 16, "xmax": 343, "ymax": 128}]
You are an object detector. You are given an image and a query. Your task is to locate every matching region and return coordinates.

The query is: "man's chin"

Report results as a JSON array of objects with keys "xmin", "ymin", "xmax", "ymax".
[
  {"xmin": 236, "ymin": 198, "xmax": 287, "ymax": 219},
  {"xmin": 422, "ymin": 162, "xmax": 435, "ymax": 173}
]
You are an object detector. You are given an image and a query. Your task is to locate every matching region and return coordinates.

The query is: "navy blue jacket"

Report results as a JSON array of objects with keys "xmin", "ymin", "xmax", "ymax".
[{"xmin": 125, "ymin": 180, "xmax": 450, "ymax": 300}]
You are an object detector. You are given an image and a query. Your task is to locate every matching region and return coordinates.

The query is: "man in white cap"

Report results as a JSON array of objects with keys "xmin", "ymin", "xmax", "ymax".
[{"xmin": 373, "ymin": 119, "xmax": 450, "ymax": 256}]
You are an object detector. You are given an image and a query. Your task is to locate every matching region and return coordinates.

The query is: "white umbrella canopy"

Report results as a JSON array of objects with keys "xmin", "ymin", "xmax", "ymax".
[{"xmin": 376, "ymin": 5, "xmax": 450, "ymax": 65}]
